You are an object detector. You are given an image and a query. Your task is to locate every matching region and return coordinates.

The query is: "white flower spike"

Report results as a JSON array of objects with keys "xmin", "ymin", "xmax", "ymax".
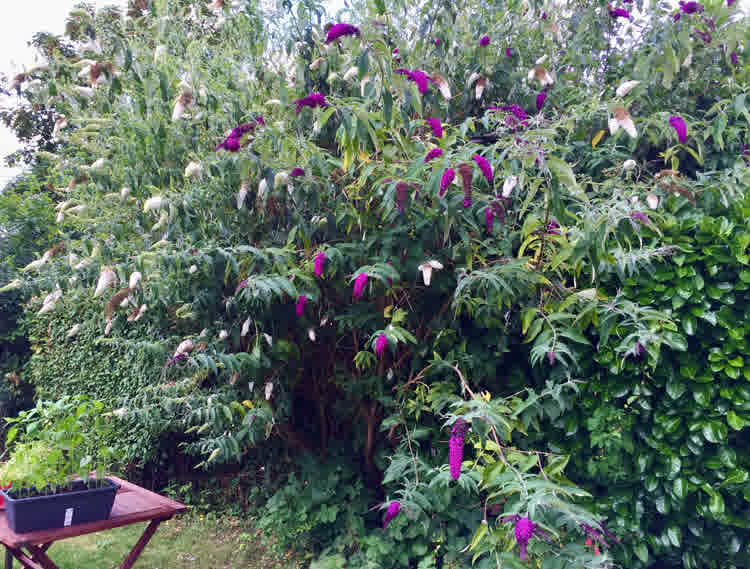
[
  {"xmin": 502, "ymin": 176, "xmax": 518, "ymax": 198},
  {"xmin": 94, "ymin": 267, "xmax": 117, "ymax": 297},
  {"xmin": 616, "ymin": 80, "xmax": 640, "ymax": 98}
]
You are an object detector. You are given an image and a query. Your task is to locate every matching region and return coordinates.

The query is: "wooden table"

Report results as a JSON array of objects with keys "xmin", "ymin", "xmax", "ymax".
[{"xmin": 0, "ymin": 476, "xmax": 186, "ymax": 569}]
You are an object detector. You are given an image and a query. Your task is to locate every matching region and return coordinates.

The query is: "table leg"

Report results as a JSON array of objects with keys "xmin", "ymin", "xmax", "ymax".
[
  {"xmin": 119, "ymin": 518, "xmax": 169, "ymax": 569},
  {"xmin": 6, "ymin": 548, "xmax": 48, "ymax": 569},
  {"xmin": 18, "ymin": 546, "xmax": 57, "ymax": 569}
]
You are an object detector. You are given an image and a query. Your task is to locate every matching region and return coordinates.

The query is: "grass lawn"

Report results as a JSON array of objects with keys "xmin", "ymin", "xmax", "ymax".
[{"xmin": 12, "ymin": 513, "xmax": 299, "ymax": 569}]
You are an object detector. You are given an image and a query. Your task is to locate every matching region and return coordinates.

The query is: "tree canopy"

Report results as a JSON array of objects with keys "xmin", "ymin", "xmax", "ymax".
[{"xmin": 1, "ymin": 0, "xmax": 749, "ymax": 567}]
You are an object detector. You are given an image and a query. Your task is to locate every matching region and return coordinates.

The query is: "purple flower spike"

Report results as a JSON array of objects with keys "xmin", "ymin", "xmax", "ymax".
[
  {"xmin": 515, "ymin": 517, "xmax": 536, "ymax": 561},
  {"xmin": 449, "ymin": 419, "xmax": 468, "ymax": 479},
  {"xmin": 631, "ymin": 211, "xmax": 650, "ymax": 225},
  {"xmin": 505, "ymin": 47, "xmax": 513, "ymax": 58},
  {"xmin": 293, "ymin": 92, "xmax": 328, "ymax": 114},
  {"xmin": 325, "ymin": 23, "xmax": 360, "ymax": 44},
  {"xmin": 485, "ymin": 207, "xmax": 494, "ymax": 233},
  {"xmin": 435, "ymin": 38, "xmax": 440, "ymax": 46},
  {"xmin": 609, "ymin": 7, "xmax": 630, "ymax": 19},
  {"xmin": 669, "ymin": 115, "xmax": 687, "ymax": 143},
  {"xmin": 314, "ymin": 251, "xmax": 326, "ymax": 277},
  {"xmin": 547, "ymin": 220, "xmax": 560, "ymax": 235},
  {"xmin": 425, "ymin": 148, "xmax": 443, "ymax": 162},
  {"xmin": 216, "ymin": 121, "xmax": 262, "ymax": 152},
  {"xmin": 353, "ymin": 273, "xmax": 369, "ymax": 299},
  {"xmin": 728, "ymin": 0, "xmax": 737, "ymax": 5},
  {"xmin": 480, "ymin": 35, "xmax": 490, "ymax": 47},
  {"xmin": 472, "ymin": 154, "xmax": 493, "ymax": 183},
  {"xmin": 426, "ymin": 117, "xmax": 443, "ymax": 138},
  {"xmin": 673, "ymin": 11, "xmax": 681, "ymax": 21},
  {"xmin": 296, "ymin": 295, "xmax": 307, "ymax": 317},
  {"xmin": 730, "ymin": 52, "xmax": 739, "ymax": 66},
  {"xmin": 383, "ymin": 501, "xmax": 400, "ymax": 528},
  {"xmin": 376, "ymin": 333, "xmax": 388, "ymax": 357},
  {"xmin": 395, "ymin": 68, "xmax": 433, "ymax": 94},
  {"xmin": 679, "ymin": 1, "xmax": 703, "ymax": 13},
  {"xmin": 289, "ymin": 168, "xmax": 305, "ymax": 177},
  {"xmin": 547, "ymin": 351, "xmax": 556, "ymax": 365},
  {"xmin": 440, "ymin": 168, "xmax": 455, "ymax": 197},
  {"xmin": 536, "ymin": 91, "xmax": 547, "ymax": 111}
]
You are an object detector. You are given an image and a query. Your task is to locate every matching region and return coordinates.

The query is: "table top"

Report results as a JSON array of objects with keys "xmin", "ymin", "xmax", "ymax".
[{"xmin": 0, "ymin": 476, "xmax": 186, "ymax": 548}]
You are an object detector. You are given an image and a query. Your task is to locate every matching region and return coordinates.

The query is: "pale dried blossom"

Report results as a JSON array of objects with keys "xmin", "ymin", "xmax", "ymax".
[
  {"xmin": 184, "ymin": 161, "xmax": 203, "ymax": 178},
  {"xmin": 616, "ymin": 80, "xmax": 640, "ymax": 98},
  {"xmin": 129, "ymin": 271, "xmax": 142, "ymax": 288},
  {"xmin": 418, "ymin": 260, "xmax": 444, "ymax": 286},
  {"xmin": 94, "ymin": 267, "xmax": 118, "ymax": 297},
  {"xmin": 608, "ymin": 106, "xmax": 637, "ymax": 138}
]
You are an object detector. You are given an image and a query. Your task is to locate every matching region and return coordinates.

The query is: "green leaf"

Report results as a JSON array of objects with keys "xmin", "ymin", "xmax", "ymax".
[
  {"xmin": 727, "ymin": 410, "xmax": 744, "ymax": 430},
  {"xmin": 634, "ymin": 544, "xmax": 649, "ymax": 563},
  {"xmin": 708, "ymin": 490, "xmax": 725, "ymax": 515},
  {"xmin": 546, "ymin": 156, "xmax": 582, "ymax": 198}
]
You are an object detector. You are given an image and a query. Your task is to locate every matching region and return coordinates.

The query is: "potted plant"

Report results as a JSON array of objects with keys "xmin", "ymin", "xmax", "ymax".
[{"xmin": 0, "ymin": 397, "xmax": 121, "ymax": 533}]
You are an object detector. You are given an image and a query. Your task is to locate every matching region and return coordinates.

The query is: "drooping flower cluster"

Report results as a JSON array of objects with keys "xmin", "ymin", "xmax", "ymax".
[
  {"xmin": 500, "ymin": 515, "xmax": 553, "ymax": 561},
  {"xmin": 383, "ymin": 501, "xmax": 400, "ymax": 528},
  {"xmin": 440, "ymin": 168, "xmax": 455, "ymax": 197},
  {"xmin": 449, "ymin": 418, "xmax": 468, "ymax": 479},
  {"xmin": 314, "ymin": 251, "xmax": 326, "ymax": 277},
  {"xmin": 536, "ymin": 91, "xmax": 547, "ymax": 111},
  {"xmin": 669, "ymin": 115, "xmax": 687, "ymax": 142},
  {"xmin": 296, "ymin": 295, "xmax": 307, "ymax": 317},
  {"xmin": 376, "ymin": 333, "xmax": 388, "ymax": 357},
  {"xmin": 353, "ymin": 273, "xmax": 369, "ymax": 299},
  {"xmin": 293, "ymin": 92, "xmax": 328, "ymax": 114},
  {"xmin": 630, "ymin": 211, "xmax": 650, "ymax": 225},
  {"xmin": 694, "ymin": 29, "xmax": 712, "ymax": 43},
  {"xmin": 425, "ymin": 148, "xmax": 443, "ymax": 162},
  {"xmin": 472, "ymin": 154, "xmax": 493, "ymax": 184},
  {"xmin": 484, "ymin": 206, "xmax": 494, "ymax": 233},
  {"xmin": 216, "ymin": 118, "xmax": 264, "ymax": 152},
  {"xmin": 325, "ymin": 23, "xmax": 360, "ymax": 43},
  {"xmin": 289, "ymin": 168, "xmax": 305, "ymax": 177},
  {"xmin": 394, "ymin": 68, "xmax": 433, "ymax": 94},
  {"xmin": 426, "ymin": 117, "xmax": 443, "ymax": 138},
  {"xmin": 479, "ymin": 35, "xmax": 490, "ymax": 47}
]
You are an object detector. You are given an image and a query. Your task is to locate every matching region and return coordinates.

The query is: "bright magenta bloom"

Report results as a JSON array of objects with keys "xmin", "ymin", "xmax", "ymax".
[
  {"xmin": 426, "ymin": 118, "xmax": 443, "ymax": 138},
  {"xmin": 216, "ymin": 120, "xmax": 263, "ymax": 151},
  {"xmin": 536, "ymin": 91, "xmax": 547, "ymax": 111},
  {"xmin": 609, "ymin": 7, "xmax": 630, "ymax": 18},
  {"xmin": 449, "ymin": 419, "xmax": 468, "ymax": 479},
  {"xmin": 383, "ymin": 501, "xmax": 400, "ymax": 528},
  {"xmin": 395, "ymin": 68, "xmax": 433, "ymax": 94},
  {"xmin": 515, "ymin": 517, "xmax": 535, "ymax": 561},
  {"xmin": 479, "ymin": 35, "xmax": 490, "ymax": 47},
  {"xmin": 376, "ymin": 333, "xmax": 388, "ymax": 357},
  {"xmin": 396, "ymin": 182, "xmax": 410, "ymax": 213},
  {"xmin": 505, "ymin": 47, "xmax": 513, "ymax": 58},
  {"xmin": 294, "ymin": 92, "xmax": 328, "ymax": 114},
  {"xmin": 325, "ymin": 23, "xmax": 360, "ymax": 43},
  {"xmin": 296, "ymin": 295, "xmax": 307, "ymax": 317},
  {"xmin": 289, "ymin": 168, "xmax": 305, "ymax": 177},
  {"xmin": 669, "ymin": 115, "xmax": 687, "ymax": 143},
  {"xmin": 353, "ymin": 273, "xmax": 369, "ymax": 299},
  {"xmin": 440, "ymin": 168, "xmax": 455, "ymax": 197},
  {"xmin": 314, "ymin": 251, "xmax": 326, "ymax": 277},
  {"xmin": 425, "ymin": 148, "xmax": 443, "ymax": 162},
  {"xmin": 472, "ymin": 154, "xmax": 493, "ymax": 183}
]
